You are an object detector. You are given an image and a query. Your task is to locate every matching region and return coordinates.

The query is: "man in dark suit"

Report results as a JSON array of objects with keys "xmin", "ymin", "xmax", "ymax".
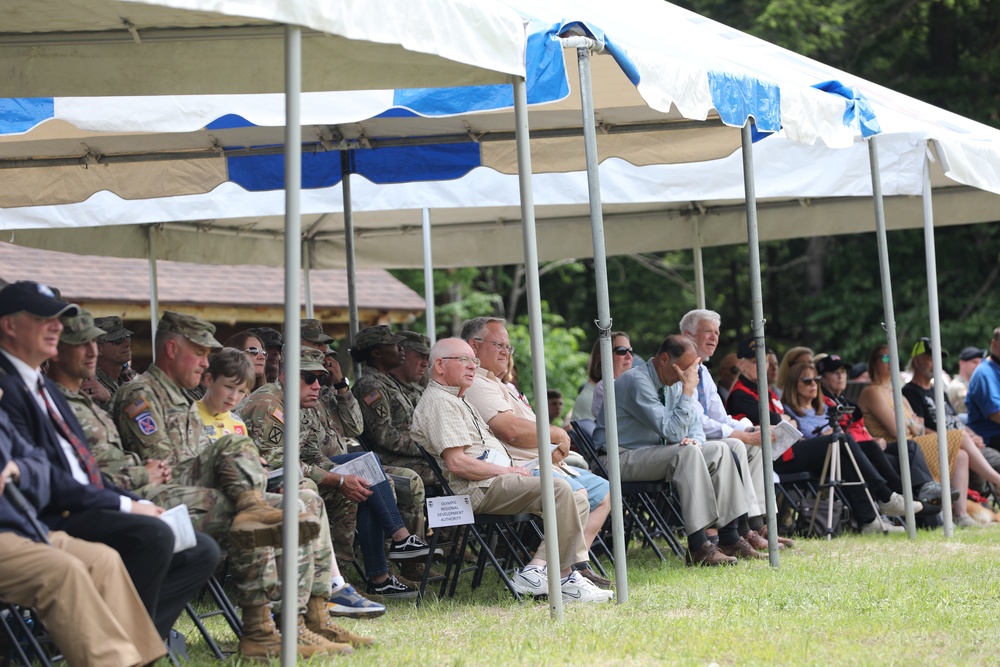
[{"xmin": 0, "ymin": 281, "xmax": 219, "ymax": 640}]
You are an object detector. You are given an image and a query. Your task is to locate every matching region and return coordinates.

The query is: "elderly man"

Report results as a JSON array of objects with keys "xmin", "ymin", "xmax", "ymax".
[
  {"xmin": 0, "ymin": 285, "xmax": 217, "ymax": 643},
  {"xmin": 967, "ymin": 327, "xmax": 1000, "ymax": 451},
  {"xmin": 411, "ymin": 338, "xmax": 612, "ymax": 604},
  {"xmin": 679, "ymin": 309, "xmax": 771, "ymax": 548},
  {"xmin": 595, "ymin": 334, "xmax": 761, "ymax": 565},
  {"xmin": 948, "ymin": 346, "xmax": 986, "ymax": 415},
  {"xmin": 461, "ymin": 316, "xmax": 612, "ymax": 588},
  {"xmin": 90, "ymin": 315, "xmax": 136, "ymax": 410}
]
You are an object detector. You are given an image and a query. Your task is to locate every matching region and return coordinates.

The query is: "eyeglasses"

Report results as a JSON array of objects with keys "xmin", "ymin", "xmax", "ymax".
[
  {"xmin": 301, "ymin": 373, "xmax": 325, "ymax": 385},
  {"xmin": 473, "ymin": 338, "xmax": 515, "ymax": 355},
  {"xmin": 799, "ymin": 377, "xmax": 818, "ymax": 385},
  {"xmin": 108, "ymin": 335, "xmax": 131, "ymax": 345},
  {"xmin": 881, "ymin": 354, "xmax": 891, "ymax": 363},
  {"xmin": 245, "ymin": 347, "xmax": 268, "ymax": 358},
  {"xmin": 441, "ymin": 355, "xmax": 480, "ymax": 367},
  {"xmin": 613, "ymin": 346, "xmax": 634, "ymax": 356}
]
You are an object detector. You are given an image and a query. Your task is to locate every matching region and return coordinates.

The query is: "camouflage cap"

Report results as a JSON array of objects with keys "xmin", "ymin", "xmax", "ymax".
[
  {"xmin": 157, "ymin": 311, "xmax": 222, "ymax": 349},
  {"xmin": 298, "ymin": 318, "xmax": 334, "ymax": 345},
  {"xmin": 352, "ymin": 325, "xmax": 404, "ymax": 352},
  {"xmin": 397, "ymin": 330, "xmax": 431, "ymax": 356},
  {"xmin": 60, "ymin": 309, "xmax": 107, "ymax": 345},
  {"xmin": 297, "ymin": 346, "xmax": 329, "ymax": 373},
  {"xmin": 248, "ymin": 326, "xmax": 282, "ymax": 349},
  {"xmin": 94, "ymin": 315, "xmax": 134, "ymax": 343}
]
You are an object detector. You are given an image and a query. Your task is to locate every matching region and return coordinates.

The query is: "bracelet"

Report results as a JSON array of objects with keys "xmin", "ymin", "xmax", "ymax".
[{"xmin": 337, "ymin": 475, "xmax": 345, "ymax": 489}]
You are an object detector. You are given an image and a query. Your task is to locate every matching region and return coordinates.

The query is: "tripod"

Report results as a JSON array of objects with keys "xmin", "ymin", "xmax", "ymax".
[{"xmin": 809, "ymin": 407, "xmax": 883, "ymax": 539}]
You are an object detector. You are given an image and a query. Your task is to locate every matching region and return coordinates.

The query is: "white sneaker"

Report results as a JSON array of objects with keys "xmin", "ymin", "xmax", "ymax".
[
  {"xmin": 560, "ymin": 571, "xmax": 614, "ymax": 604},
  {"xmin": 511, "ymin": 566, "xmax": 548, "ymax": 597},
  {"xmin": 879, "ymin": 492, "xmax": 922, "ymax": 516},
  {"xmin": 860, "ymin": 516, "xmax": 905, "ymax": 534}
]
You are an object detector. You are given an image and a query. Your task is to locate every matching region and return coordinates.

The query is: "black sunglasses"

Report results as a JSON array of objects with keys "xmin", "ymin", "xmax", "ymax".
[
  {"xmin": 613, "ymin": 346, "xmax": 634, "ymax": 356},
  {"xmin": 301, "ymin": 373, "xmax": 324, "ymax": 386}
]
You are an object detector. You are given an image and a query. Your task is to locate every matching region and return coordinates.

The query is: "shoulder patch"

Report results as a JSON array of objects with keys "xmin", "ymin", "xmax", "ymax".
[
  {"xmin": 125, "ymin": 397, "xmax": 151, "ymax": 418},
  {"xmin": 363, "ymin": 389, "xmax": 383, "ymax": 407},
  {"xmin": 135, "ymin": 411, "xmax": 158, "ymax": 435},
  {"xmin": 234, "ymin": 424, "xmax": 246, "ymax": 435},
  {"xmin": 271, "ymin": 407, "xmax": 284, "ymax": 424},
  {"xmin": 267, "ymin": 426, "xmax": 283, "ymax": 444}
]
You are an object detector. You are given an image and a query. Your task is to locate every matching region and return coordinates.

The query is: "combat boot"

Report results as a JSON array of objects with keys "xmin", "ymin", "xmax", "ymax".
[
  {"xmin": 296, "ymin": 615, "xmax": 352, "ymax": 656},
  {"xmin": 305, "ymin": 595, "xmax": 375, "ymax": 648},
  {"xmin": 228, "ymin": 489, "xmax": 321, "ymax": 549},
  {"xmin": 237, "ymin": 604, "xmax": 283, "ymax": 660}
]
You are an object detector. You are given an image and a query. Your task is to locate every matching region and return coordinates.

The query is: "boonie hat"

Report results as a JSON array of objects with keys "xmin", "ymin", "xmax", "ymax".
[
  {"xmin": 0, "ymin": 281, "xmax": 79, "ymax": 319},
  {"xmin": 94, "ymin": 315, "xmax": 133, "ymax": 343},
  {"xmin": 60, "ymin": 309, "xmax": 106, "ymax": 345},
  {"xmin": 158, "ymin": 311, "xmax": 222, "ymax": 349}
]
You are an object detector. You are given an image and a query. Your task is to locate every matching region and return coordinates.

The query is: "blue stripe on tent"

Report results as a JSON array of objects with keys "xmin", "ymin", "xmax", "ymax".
[
  {"xmin": 813, "ymin": 80, "xmax": 881, "ymax": 137},
  {"xmin": 206, "ymin": 114, "xmax": 256, "ymax": 130},
  {"xmin": 391, "ymin": 22, "xmax": 569, "ymax": 115},
  {"xmin": 707, "ymin": 71, "xmax": 781, "ymax": 132},
  {"xmin": 226, "ymin": 143, "xmax": 482, "ymax": 191},
  {"xmin": 0, "ymin": 98, "xmax": 55, "ymax": 134}
]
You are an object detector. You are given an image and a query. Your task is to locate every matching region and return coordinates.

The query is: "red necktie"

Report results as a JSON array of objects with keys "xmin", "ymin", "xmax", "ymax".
[{"xmin": 37, "ymin": 378, "xmax": 103, "ymax": 488}]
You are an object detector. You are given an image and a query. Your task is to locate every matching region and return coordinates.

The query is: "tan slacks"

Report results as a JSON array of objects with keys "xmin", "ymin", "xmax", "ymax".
[
  {"xmin": 474, "ymin": 474, "xmax": 589, "ymax": 570},
  {"xmin": 723, "ymin": 437, "xmax": 766, "ymax": 517},
  {"xmin": 0, "ymin": 531, "xmax": 165, "ymax": 667}
]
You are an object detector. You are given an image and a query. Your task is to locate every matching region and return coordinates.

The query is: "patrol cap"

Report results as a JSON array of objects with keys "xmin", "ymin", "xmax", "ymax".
[
  {"xmin": 296, "ymin": 346, "xmax": 328, "ymax": 373},
  {"xmin": 60, "ymin": 309, "xmax": 106, "ymax": 345},
  {"xmin": 157, "ymin": 311, "xmax": 222, "ymax": 349},
  {"xmin": 296, "ymin": 319, "xmax": 334, "ymax": 345},
  {"xmin": 398, "ymin": 330, "xmax": 431, "ymax": 356},
  {"xmin": 249, "ymin": 326, "xmax": 282, "ymax": 350},
  {"xmin": 352, "ymin": 325, "xmax": 404, "ymax": 352},
  {"xmin": 94, "ymin": 315, "xmax": 133, "ymax": 343},
  {"xmin": 0, "ymin": 281, "xmax": 79, "ymax": 319},
  {"xmin": 911, "ymin": 336, "xmax": 948, "ymax": 359},
  {"xmin": 736, "ymin": 337, "xmax": 757, "ymax": 360}
]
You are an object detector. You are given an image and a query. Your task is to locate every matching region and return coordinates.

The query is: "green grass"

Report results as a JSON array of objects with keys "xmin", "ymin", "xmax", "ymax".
[{"xmin": 175, "ymin": 529, "xmax": 1000, "ymax": 666}]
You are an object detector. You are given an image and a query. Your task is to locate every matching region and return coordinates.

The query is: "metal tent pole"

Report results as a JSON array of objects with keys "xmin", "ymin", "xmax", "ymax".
[
  {"xmin": 280, "ymin": 24, "xmax": 303, "ymax": 665},
  {"xmin": 341, "ymin": 153, "xmax": 360, "ymax": 376},
  {"xmin": 146, "ymin": 225, "xmax": 159, "ymax": 362},
  {"xmin": 303, "ymin": 238, "xmax": 314, "ymax": 319},
  {"xmin": 693, "ymin": 218, "xmax": 706, "ymax": 310},
  {"xmin": 868, "ymin": 136, "xmax": 917, "ymax": 538},
  {"xmin": 740, "ymin": 124, "xmax": 779, "ymax": 565},
  {"xmin": 921, "ymin": 149, "xmax": 953, "ymax": 536},
  {"xmin": 513, "ymin": 75, "xmax": 562, "ymax": 620},
  {"xmin": 422, "ymin": 208, "xmax": 437, "ymax": 345},
  {"xmin": 573, "ymin": 41, "xmax": 627, "ymax": 602}
]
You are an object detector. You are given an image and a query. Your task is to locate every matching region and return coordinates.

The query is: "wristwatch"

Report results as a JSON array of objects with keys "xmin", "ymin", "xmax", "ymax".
[{"xmin": 333, "ymin": 378, "xmax": 350, "ymax": 391}]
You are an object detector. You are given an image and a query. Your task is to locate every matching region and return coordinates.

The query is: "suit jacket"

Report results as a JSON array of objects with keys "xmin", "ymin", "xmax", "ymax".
[{"xmin": 0, "ymin": 352, "xmax": 136, "ymax": 529}]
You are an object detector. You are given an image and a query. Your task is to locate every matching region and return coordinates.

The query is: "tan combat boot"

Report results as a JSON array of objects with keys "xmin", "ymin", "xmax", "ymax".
[
  {"xmin": 228, "ymin": 489, "xmax": 321, "ymax": 549},
  {"xmin": 296, "ymin": 615, "xmax": 352, "ymax": 656},
  {"xmin": 305, "ymin": 595, "xmax": 375, "ymax": 648},
  {"xmin": 237, "ymin": 604, "xmax": 283, "ymax": 660}
]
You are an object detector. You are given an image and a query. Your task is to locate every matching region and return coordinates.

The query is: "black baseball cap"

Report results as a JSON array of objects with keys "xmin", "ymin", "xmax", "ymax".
[
  {"xmin": 959, "ymin": 346, "xmax": 986, "ymax": 362},
  {"xmin": 816, "ymin": 354, "xmax": 846, "ymax": 375},
  {"xmin": 0, "ymin": 281, "xmax": 79, "ymax": 319},
  {"xmin": 736, "ymin": 337, "xmax": 757, "ymax": 359}
]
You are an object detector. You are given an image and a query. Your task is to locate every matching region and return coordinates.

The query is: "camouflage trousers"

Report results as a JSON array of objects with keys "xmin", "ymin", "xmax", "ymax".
[{"xmin": 169, "ymin": 433, "xmax": 269, "ymax": 500}]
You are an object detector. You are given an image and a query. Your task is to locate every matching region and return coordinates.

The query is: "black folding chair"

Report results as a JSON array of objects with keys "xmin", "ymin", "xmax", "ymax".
[{"xmin": 184, "ymin": 570, "xmax": 242, "ymax": 661}]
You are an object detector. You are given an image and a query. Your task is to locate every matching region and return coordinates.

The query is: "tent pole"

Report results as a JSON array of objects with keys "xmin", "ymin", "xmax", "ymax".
[
  {"xmin": 513, "ymin": 75, "xmax": 562, "ymax": 620},
  {"xmin": 868, "ymin": 136, "xmax": 917, "ymax": 538},
  {"xmin": 280, "ymin": 25, "xmax": 303, "ymax": 665},
  {"xmin": 422, "ymin": 208, "xmax": 437, "ymax": 345},
  {"xmin": 575, "ymin": 44, "xmax": 627, "ymax": 602},
  {"xmin": 342, "ymin": 152, "xmax": 360, "ymax": 377},
  {"xmin": 740, "ymin": 124, "xmax": 779, "ymax": 565},
  {"xmin": 922, "ymin": 148, "xmax": 953, "ymax": 536},
  {"xmin": 693, "ymin": 217, "xmax": 706, "ymax": 310},
  {"xmin": 303, "ymin": 237, "xmax": 314, "ymax": 319},
  {"xmin": 146, "ymin": 225, "xmax": 159, "ymax": 363}
]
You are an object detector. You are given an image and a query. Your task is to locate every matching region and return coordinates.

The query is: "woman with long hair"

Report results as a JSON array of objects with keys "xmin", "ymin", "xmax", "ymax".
[
  {"xmin": 775, "ymin": 346, "xmax": 814, "ymax": 399},
  {"xmin": 224, "ymin": 330, "xmax": 268, "ymax": 391}
]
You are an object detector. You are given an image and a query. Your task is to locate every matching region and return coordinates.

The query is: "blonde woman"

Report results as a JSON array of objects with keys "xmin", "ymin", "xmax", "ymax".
[{"xmin": 775, "ymin": 346, "xmax": 814, "ymax": 399}]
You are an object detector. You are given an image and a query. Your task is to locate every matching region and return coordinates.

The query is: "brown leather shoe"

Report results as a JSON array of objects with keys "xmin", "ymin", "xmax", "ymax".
[
  {"xmin": 744, "ymin": 529, "xmax": 783, "ymax": 551},
  {"xmin": 719, "ymin": 536, "xmax": 767, "ymax": 560},
  {"xmin": 687, "ymin": 542, "xmax": 737, "ymax": 566},
  {"xmin": 758, "ymin": 525, "xmax": 795, "ymax": 548}
]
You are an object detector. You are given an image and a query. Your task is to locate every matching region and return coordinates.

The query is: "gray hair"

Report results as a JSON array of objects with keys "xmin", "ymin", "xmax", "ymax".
[
  {"xmin": 679, "ymin": 309, "xmax": 721, "ymax": 336},
  {"xmin": 460, "ymin": 316, "xmax": 507, "ymax": 342}
]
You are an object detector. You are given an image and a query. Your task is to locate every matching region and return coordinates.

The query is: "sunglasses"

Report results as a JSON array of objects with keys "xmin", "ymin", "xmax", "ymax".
[
  {"xmin": 881, "ymin": 354, "xmax": 891, "ymax": 363},
  {"xmin": 441, "ymin": 355, "xmax": 481, "ymax": 367},
  {"xmin": 301, "ymin": 373, "xmax": 325, "ymax": 385},
  {"xmin": 613, "ymin": 346, "xmax": 634, "ymax": 356},
  {"xmin": 245, "ymin": 347, "xmax": 268, "ymax": 358},
  {"xmin": 799, "ymin": 377, "xmax": 818, "ymax": 385},
  {"xmin": 108, "ymin": 335, "xmax": 132, "ymax": 345}
]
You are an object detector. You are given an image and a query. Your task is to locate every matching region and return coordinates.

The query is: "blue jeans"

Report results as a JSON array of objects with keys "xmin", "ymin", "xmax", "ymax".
[
  {"xmin": 531, "ymin": 466, "xmax": 609, "ymax": 511},
  {"xmin": 330, "ymin": 452, "xmax": 406, "ymax": 579}
]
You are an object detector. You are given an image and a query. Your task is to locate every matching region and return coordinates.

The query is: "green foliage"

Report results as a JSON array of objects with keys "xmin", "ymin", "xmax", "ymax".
[{"xmin": 505, "ymin": 302, "xmax": 590, "ymax": 409}]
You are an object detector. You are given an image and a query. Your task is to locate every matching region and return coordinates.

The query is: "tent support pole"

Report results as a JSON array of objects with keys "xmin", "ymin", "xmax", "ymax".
[
  {"xmin": 146, "ymin": 225, "xmax": 159, "ymax": 363},
  {"xmin": 740, "ymin": 124, "xmax": 779, "ymax": 565},
  {"xmin": 693, "ymin": 218, "xmax": 706, "ymax": 309},
  {"xmin": 280, "ymin": 25, "xmax": 303, "ymax": 666},
  {"xmin": 513, "ymin": 75, "xmax": 562, "ymax": 620},
  {"xmin": 868, "ymin": 136, "xmax": 917, "ymax": 538},
  {"xmin": 576, "ymin": 44, "xmax": 627, "ymax": 602},
  {"xmin": 422, "ymin": 208, "xmax": 437, "ymax": 345},
  {"xmin": 303, "ymin": 237, "xmax": 314, "ymax": 319},
  {"xmin": 922, "ymin": 149, "xmax": 953, "ymax": 535},
  {"xmin": 341, "ymin": 152, "xmax": 360, "ymax": 376}
]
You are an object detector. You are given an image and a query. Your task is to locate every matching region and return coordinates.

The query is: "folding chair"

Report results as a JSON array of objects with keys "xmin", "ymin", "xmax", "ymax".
[
  {"xmin": 184, "ymin": 571, "xmax": 242, "ymax": 661},
  {"xmin": 570, "ymin": 420, "xmax": 685, "ymax": 559},
  {"xmin": 0, "ymin": 604, "xmax": 58, "ymax": 667}
]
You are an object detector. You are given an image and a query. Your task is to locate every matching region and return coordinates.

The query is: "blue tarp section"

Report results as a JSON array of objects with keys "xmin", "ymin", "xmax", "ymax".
[
  {"xmin": 0, "ymin": 98, "xmax": 54, "ymax": 134},
  {"xmin": 813, "ymin": 80, "xmax": 881, "ymax": 137},
  {"xmin": 707, "ymin": 71, "xmax": 781, "ymax": 132}
]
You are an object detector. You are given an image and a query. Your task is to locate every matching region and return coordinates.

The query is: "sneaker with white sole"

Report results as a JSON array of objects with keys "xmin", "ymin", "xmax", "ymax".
[
  {"xmin": 388, "ymin": 535, "xmax": 443, "ymax": 561},
  {"xmin": 860, "ymin": 516, "xmax": 905, "ymax": 534},
  {"xmin": 327, "ymin": 584, "xmax": 386, "ymax": 618},
  {"xmin": 560, "ymin": 571, "xmax": 614, "ymax": 604},
  {"xmin": 510, "ymin": 566, "xmax": 548, "ymax": 598},
  {"xmin": 365, "ymin": 574, "xmax": 418, "ymax": 599},
  {"xmin": 879, "ymin": 492, "xmax": 922, "ymax": 516}
]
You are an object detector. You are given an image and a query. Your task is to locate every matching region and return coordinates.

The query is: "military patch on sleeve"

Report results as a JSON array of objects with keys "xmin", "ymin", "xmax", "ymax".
[
  {"xmin": 363, "ymin": 389, "xmax": 383, "ymax": 407},
  {"xmin": 374, "ymin": 402, "xmax": 389, "ymax": 420},
  {"xmin": 271, "ymin": 407, "xmax": 284, "ymax": 424},
  {"xmin": 267, "ymin": 426, "xmax": 283, "ymax": 444},
  {"xmin": 124, "ymin": 397, "xmax": 151, "ymax": 419},
  {"xmin": 135, "ymin": 411, "xmax": 158, "ymax": 435},
  {"xmin": 234, "ymin": 424, "xmax": 246, "ymax": 435}
]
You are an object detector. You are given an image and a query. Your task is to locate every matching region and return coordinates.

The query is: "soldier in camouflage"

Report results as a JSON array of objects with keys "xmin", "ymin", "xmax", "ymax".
[
  {"xmin": 89, "ymin": 315, "xmax": 136, "ymax": 410},
  {"xmin": 241, "ymin": 344, "xmax": 436, "ymax": 599},
  {"xmin": 108, "ymin": 311, "xmax": 355, "ymax": 658}
]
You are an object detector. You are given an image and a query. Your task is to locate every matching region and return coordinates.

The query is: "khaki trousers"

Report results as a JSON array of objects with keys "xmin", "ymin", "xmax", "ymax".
[
  {"xmin": 0, "ymin": 531, "xmax": 165, "ymax": 667},
  {"xmin": 474, "ymin": 474, "xmax": 589, "ymax": 570},
  {"xmin": 616, "ymin": 440, "xmax": 750, "ymax": 535},
  {"xmin": 723, "ymin": 438, "xmax": 766, "ymax": 517}
]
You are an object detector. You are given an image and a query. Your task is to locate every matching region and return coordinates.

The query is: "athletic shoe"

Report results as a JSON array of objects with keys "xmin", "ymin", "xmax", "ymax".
[
  {"xmin": 954, "ymin": 514, "xmax": 981, "ymax": 528},
  {"xmin": 510, "ymin": 566, "xmax": 548, "ymax": 598},
  {"xmin": 327, "ymin": 584, "xmax": 386, "ymax": 618},
  {"xmin": 860, "ymin": 517, "xmax": 905, "ymax": 534},
  {"xmin": 560, "ymin": 571, "xmax": 614, "ymax": 604},
  {"xmin": 365, "ymin": 574, "xmax": 418, "ymax": 599},
  {"xmin": 879, "ymin": 492, "xmax": 922, "ymax": 516},
  {"xmin": 387, "ymin": 535, "xmax": 442, "ymax": 560}
]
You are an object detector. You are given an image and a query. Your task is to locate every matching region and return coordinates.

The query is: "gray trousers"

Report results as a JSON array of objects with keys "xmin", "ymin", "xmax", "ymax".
[{"xmin": 615, "ymin": 440, "xmax": 750, "ymax": 535}]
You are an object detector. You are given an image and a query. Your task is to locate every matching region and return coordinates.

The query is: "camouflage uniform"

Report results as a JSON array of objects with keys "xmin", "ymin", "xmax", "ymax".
[
  {"xmin": 93, "ymin": 316, "xmax": 135, "ymax": 410},
  {"xmin": 314, "ymin": 385, "xmax": 364, "ymax": 459},
  {"xmin": 109, "ymin": 312, "xmax": 333, "ymax": 611}
]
